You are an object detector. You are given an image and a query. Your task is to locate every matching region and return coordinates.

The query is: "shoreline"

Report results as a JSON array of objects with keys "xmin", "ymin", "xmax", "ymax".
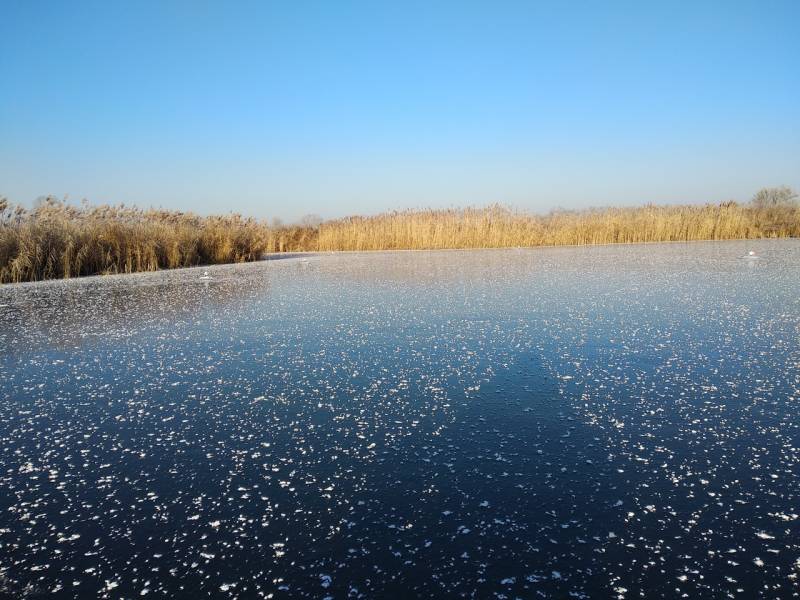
[
  {"xmin": 2, "ymin": 237, "xmax": 793, "ymax": 288},
  {"xmin": 3, "ymin": 198, "xmax": 797, "ymax": 284},
  {"xmin": 264, "ymin": 234, "xmax": 796, "ymax": 258}
]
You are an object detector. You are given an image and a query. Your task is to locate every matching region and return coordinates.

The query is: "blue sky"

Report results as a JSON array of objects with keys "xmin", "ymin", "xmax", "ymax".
[{"xmin": 1, "ymin": 1, "xmax": 798, "ymax": 221}]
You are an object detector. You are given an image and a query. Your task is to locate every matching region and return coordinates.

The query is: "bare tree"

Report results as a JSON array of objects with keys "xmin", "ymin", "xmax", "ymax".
[
  {"xmin": 751, "ymin": 186, "xmax": 798, "ymax": 209},
  {"xmin": 299, "ymin": 214, "xmax": 323, "ymax": 228}
]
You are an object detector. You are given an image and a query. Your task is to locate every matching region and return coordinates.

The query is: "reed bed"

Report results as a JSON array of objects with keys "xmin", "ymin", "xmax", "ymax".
[
  {"xmin": 2, "ymin": 193, "xmax": 798, "ymax": 283},
  {"xmin": 0, "ymin": 198, "xmax": 314, "ymax": 283},
  {"xmin": 317, "ymin": 202, "xmax": 800, "ymax": 251}
]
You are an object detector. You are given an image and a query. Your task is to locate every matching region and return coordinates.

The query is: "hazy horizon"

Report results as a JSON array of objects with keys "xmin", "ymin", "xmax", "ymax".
[{"xmin": 1, "ymin": 1, "xmax": 798, "ymax": 222}]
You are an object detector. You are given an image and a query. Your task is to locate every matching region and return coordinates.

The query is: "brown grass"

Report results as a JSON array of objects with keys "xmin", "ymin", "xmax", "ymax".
[
  {"xmin": 0, "ymin": 198, "xmax": 314, "ymax": 283},
  {"xmin": 318, "ymin": 202, "xmax": 799, "ymax": 251},
  {"xmin": 2, "ymin": 195, "xmax": 798, "ymax": 283}
]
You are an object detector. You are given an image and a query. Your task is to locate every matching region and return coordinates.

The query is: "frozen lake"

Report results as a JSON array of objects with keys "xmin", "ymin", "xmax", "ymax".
[{"xmin": 1, "ymin": 240, "xmax": 798, "ymax": 599}]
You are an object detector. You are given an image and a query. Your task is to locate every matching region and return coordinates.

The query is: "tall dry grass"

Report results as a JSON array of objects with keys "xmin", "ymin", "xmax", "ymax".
[
  {"xmin": 0, "ymin": 197, "xmax": 314, "ymax": 283},
  {"xmin": 317, "ymin": 202, "xmax": 800, "ymax": 251},
  {"xmin": 2, "ymin": 193, "xmax": 798, "ymax": 283}
]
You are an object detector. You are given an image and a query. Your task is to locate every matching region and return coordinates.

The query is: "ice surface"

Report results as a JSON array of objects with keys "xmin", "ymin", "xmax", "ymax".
[{"xmin": 1, "ymin": 241, "xmax": 798, "ymax": 598}]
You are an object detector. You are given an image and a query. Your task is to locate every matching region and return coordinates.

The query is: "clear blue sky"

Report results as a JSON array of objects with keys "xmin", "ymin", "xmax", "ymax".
[{"xmin": 1, "ymin": 1, "xmax": 798, "ymax": 222}]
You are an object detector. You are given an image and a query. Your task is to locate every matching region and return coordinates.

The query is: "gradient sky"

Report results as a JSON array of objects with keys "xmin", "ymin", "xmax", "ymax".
[{"xmin": 1, "ymin": 1, "xmax": 798, "ymax": 221}]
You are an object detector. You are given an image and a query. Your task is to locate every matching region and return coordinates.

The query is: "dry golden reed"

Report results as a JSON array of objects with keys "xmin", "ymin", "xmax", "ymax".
[
  {"xmin": 1, "ymin": 191, "xmax": 798, "ymax": 283},
  {"xmin": 317, "ymin": 201, "xmax": 799, "ymax": 251},
  {"xmin": 0, "ymin": 198, "xmax": 314, "ymax": 283}
]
